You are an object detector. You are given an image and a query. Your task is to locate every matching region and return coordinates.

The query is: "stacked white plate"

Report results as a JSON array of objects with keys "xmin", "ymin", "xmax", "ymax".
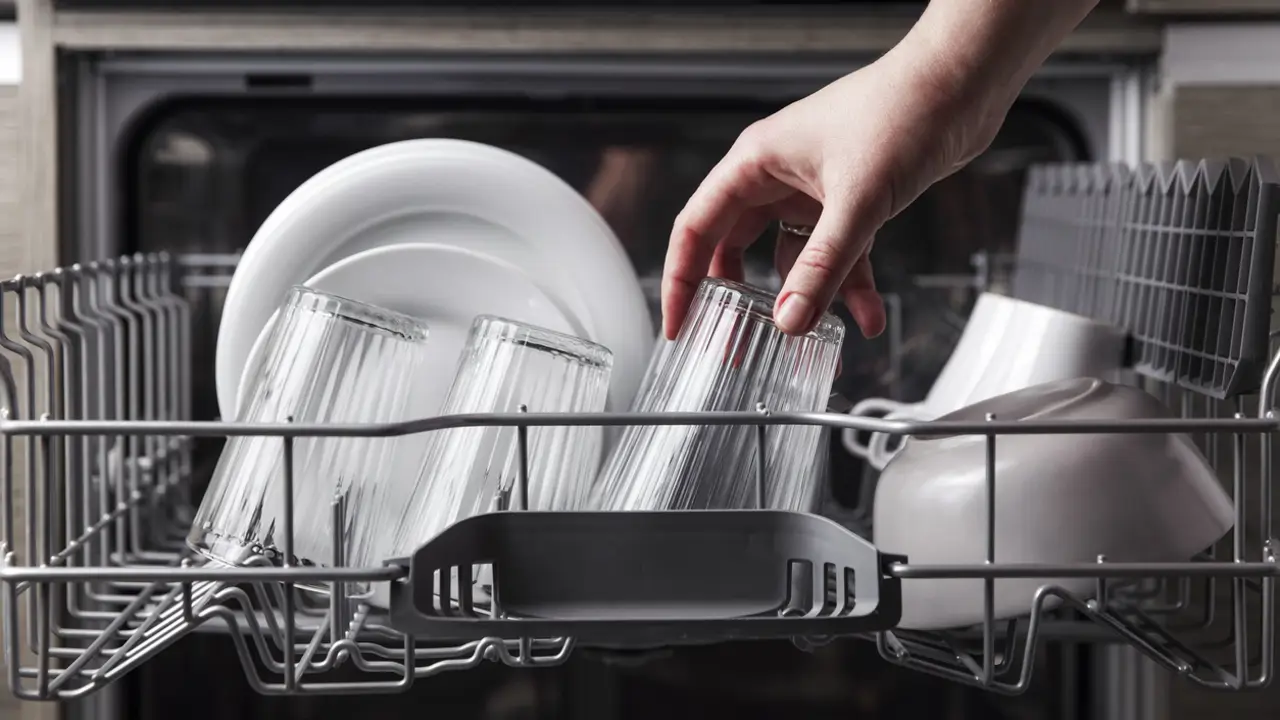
[{"xmin": 216, "ymin": 139, "xmax": 654, "ymax": 423}]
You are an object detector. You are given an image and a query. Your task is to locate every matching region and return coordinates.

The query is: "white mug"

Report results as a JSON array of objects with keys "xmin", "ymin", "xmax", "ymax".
[
  {"xmin": 843, "ymin": 293, "xmax": 1127, "ymax": 470},
  {"xmin": 920, "ymin": 293, "xmax": 1019, "ymax": 412}
]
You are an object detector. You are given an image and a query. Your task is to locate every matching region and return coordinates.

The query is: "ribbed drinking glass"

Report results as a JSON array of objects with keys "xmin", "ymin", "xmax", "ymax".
[
  {"xmin": 591, "ymin": 278, "xmax": 843, "ymax": 512},
  {"xmin": 371, "ymin": 315, "xmax": 612, "ymax": 605},
  {"xmin": 187, "ymin": 286, "xmax": 431, "ymax": 597}
]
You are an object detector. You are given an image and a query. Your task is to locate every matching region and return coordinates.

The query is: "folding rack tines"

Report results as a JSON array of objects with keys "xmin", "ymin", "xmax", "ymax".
[{"xmin": 1012, "ymin": 156, "xmax": 1280, "ymax": 399}]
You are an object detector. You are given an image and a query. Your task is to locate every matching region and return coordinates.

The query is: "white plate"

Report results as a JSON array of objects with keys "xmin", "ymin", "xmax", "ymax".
[
  {"xmin": 217, "ymin": 139, "xmax": 653, "ymax": 420},
  {"xmin": 237, "ymin": 242, "xmax": 588, "ymax": 420}
]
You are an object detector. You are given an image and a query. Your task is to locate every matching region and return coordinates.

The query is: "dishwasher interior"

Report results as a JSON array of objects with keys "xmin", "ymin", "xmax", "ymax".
[{"xmin": 6, "ymin": 54, "xmax": 1279, "ymax": 719}]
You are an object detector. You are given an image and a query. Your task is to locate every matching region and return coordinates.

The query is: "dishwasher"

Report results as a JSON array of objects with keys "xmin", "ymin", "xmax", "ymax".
[{"xmin": 7, "ymin": 30, "xmax": 1280, "ymax": 707}]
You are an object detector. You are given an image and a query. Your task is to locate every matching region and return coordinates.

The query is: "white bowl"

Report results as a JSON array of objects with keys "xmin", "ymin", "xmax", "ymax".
[
  {"xmin": 873, "ymin": 377, "xmax": 1234, "ymax": 630},
  {"xmin": 844, "ymin": 294, "xmax": 1128, "ymax": 470}
]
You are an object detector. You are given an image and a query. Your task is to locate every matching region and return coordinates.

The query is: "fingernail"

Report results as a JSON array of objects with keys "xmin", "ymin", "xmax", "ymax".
[
  {"xmin": 845, "ymin": 290, "xmax": 886, "ymax": 340},
  {"xmin": 858, "ymin": 309, "xmax": 884, "ymax": 339},
  {"xmin": 776, "ymin": 293, "xmax": 815, "ymax": 334}
]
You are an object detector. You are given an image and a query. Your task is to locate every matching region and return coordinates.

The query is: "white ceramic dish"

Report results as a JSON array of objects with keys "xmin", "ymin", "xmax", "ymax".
[
  {"xmin": 236, "ymin": 242, "xmax": 587, "ymax": 420},
  {"xmin": 873, "ymin": 377, "xmax": 1234, "ymax": 630},
  {"xmin": 844, "ymin": 294, "xmax": 1128, "ymax": 469},
  {"xmin": 216, "ymin": 139, "xmax": 653, "ymax": 420}
]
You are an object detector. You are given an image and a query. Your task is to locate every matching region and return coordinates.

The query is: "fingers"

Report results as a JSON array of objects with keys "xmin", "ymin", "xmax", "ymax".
[
  {"xmin": 662, "ymin": 158, "xmax": 766, "ymax": 339},
  {"xmin": 662, "ymin": 127, "xmax": 798, "ymax": 340},
  {"xmin": 709, "ymin": 208, "xmax": 771, "ymax": 285},
  {"xmin": 709, "ymin": 245, "xmax": 745, "ymax": 287},
  {"xmin": 662, "ymin": 185, "xmax": 735, "ymax": 339},
  {"xmin": 842, "ymin": 255, "xmax": 886, "ymax": 338},
  {"xmin": 775, "ymin": 228, "xmax": 884, "ymax": 339},
  {"xmin": 772, "ymin": 192, "xmax": 825, "ymax": 226},
  {"xmin": 773, "ymin": 209, "xmax": 860, "ymax": 335},
  {"xmin": 773, "ymin": 188, "xmax": 887, "ymax": 336},
  {"xmin": 769, "ymin": 196, "xmax": 823, "ymax": 277},
  {"xmin": 773, "ymin": 231, "xmax": 803, "ymax": 280}
]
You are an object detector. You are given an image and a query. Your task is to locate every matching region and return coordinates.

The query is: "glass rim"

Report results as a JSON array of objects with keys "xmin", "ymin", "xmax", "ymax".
[
  {"xmin": 287, "ymin": 285, "xmax": 430, "ymax": 342},
  {"xmin": 470, "ymin": 314, "xmax": 613, "ymax": 369},
  {"xmin": 697, "ymin": 277, "xmax": 845, "ymax": 344}
]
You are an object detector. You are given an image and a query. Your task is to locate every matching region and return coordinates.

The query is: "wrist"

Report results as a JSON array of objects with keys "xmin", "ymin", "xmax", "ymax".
[
  {"xmin": 881, "ymin": 0, "xmax": 1099, "ymax": 162},
  {"xmin": 874, "ymin": 34, "xmax": 1007, "ymax": 169},
  {"xmin": 897, "ymin": 2, "xmax": 1098, "ymax": 105}
]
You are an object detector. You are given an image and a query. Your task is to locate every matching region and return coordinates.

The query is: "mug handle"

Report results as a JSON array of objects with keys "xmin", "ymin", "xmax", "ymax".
[
  {"xmin": 866, "ymin": 407, "xmax": 922, "ymax": 470},
  {"xmin": 841, "ymin": 397, "xmax": 912, "ymax": 459}
]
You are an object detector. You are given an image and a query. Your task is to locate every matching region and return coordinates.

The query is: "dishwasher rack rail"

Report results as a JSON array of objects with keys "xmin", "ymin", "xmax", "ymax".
[{"xmin": 0, "ymin": 254, "xmax": 1278, "ymax": 701}]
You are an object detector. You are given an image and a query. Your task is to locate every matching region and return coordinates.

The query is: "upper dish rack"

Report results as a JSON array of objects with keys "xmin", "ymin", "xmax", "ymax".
[{"xmin": 2, "ymin": 154, "xmax": 1280, "ymax": 702}]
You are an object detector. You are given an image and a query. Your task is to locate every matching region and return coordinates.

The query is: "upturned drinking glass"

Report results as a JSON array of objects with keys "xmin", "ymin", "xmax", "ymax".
[
  {"xmin": 370, "ymin": 315, "xmax": 613, "ymax": 606},
  {"xmin": 187, "ymin": 286, "xmax": 431, "ymax": 597},
  {"xmin": 591, "ymin": 278, "xmax": 843, "ymax": 512}
]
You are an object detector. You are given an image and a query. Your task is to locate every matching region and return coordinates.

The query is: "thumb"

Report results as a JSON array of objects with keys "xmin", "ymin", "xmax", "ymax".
[{"xmin": 773, "ymin": 195, "xmax": 879, "ymax": 335}]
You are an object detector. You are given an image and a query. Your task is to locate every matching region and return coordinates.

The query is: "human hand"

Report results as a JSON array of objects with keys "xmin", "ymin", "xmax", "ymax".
[
  {"xmin": 661, "ymin": 53, "xmax": 1002, "ymax": 341},
  {"xmin": 660, "ymin": 0, "xmax": 1098, "ymax": 341}
]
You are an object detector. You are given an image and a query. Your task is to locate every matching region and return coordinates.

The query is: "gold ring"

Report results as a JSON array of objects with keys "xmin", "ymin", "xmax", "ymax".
[{"xmin": 779, "ymin": 221, "xmax": 815, "ymax": 238}]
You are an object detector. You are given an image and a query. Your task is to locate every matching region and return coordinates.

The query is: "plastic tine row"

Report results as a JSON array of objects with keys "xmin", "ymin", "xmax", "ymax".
[{"xmin": 1012, "ymin": 157, "xmax": 1280, "ymax": 399}]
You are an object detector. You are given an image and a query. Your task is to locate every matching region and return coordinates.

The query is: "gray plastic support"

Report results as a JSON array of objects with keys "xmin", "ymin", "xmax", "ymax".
[{"xmin": 387, "ymin": 510, "xmax": 903, "ymax": 646}]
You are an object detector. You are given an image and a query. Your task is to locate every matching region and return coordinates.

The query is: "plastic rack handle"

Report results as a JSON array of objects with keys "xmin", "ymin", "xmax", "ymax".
[{"xmin": 387, "ymin": 510, "xmax": 904, "ymax": 646}]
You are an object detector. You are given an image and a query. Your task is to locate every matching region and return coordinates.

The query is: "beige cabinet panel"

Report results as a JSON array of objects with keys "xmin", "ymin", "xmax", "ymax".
[
  {"xmin": 0, "ymin": 82, "xmax": 55, "ymax": 720},
  {"xmin": 1129, "ymin": 0, "xmax": 1280, "ymax": 14},
  {"xmin": 1169, "ymin": 85, "xmax": 1280, "ymax": 160},
  {"xmin": 0, "ymin": 85, "xmax": 19, "ymax": 278}
]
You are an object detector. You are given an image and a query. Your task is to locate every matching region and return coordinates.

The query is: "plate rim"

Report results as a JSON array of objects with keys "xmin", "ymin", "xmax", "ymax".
[{"xmin": 216, "ymin": 138, "xmax": 653, "ymax": 419}]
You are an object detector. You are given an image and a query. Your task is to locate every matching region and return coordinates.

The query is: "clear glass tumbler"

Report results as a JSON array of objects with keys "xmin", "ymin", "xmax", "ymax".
[
  {"xmin": 187, "ymin": 286, "xmax": 431, "ymax": 597},
  {"xmin": 373, "ymin": 315, "xmax": 613, "ymax": 604},
  {"xmin": 590, "ymin": 278, "xmax": 843, "ymax": 512}
]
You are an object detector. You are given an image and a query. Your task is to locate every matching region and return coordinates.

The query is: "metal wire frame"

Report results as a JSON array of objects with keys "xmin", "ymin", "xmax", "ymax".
[
  {"xmin": 864, "ymin": 329, "xmax": 1280, "ymax": 695},
  {"xmin": 0, "ymin": 255, "xmax": 571, "ymax": 701},
  {"xmin": 0, "ymin": 255, "xmax": 1277, "ymax": 701}
]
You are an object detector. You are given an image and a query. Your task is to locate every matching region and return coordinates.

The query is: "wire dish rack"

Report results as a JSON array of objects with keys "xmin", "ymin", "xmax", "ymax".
[
  {"xmin": 0, "ymin": 254, "xmax": 1272, "ymax": 702},
  {"xmin": 1, "ymin": 155, "xmax": 1279, "ymax": 702}
]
